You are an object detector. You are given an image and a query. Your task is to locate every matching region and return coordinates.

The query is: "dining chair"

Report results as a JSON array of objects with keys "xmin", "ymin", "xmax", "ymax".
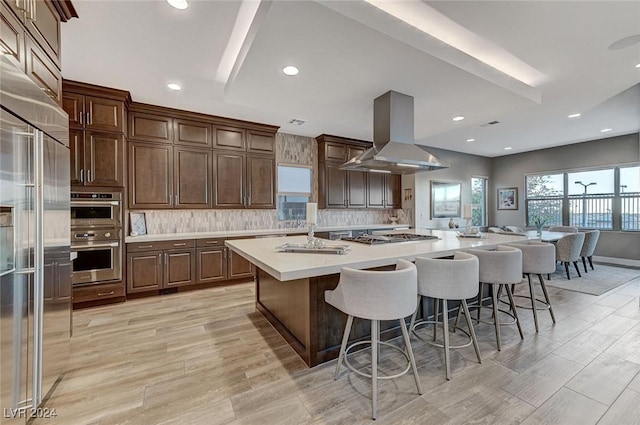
[{"xmin": 555, "ymin": 232, "xmax": 586, "ymax": 279}]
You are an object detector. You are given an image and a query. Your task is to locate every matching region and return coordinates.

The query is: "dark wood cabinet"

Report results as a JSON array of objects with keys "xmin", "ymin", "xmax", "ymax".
[
  {"xmin": 128, "ymin": 111, "xmax": 172, "ymax": 144},
  {"xmin": 196, "ymin": 247, "xmax": 227, "ymax": 283},
  {"xmin": 25, "ymin": 35, "xmax": 61, "ymax": 103},
  {"xmin": 127, "ymin": 251, "xmax": 163, "ymax": 293},
  {"xmin": 317, "ymin": 135, "xmax": 401, "ymax": 210},
  {"xmin": 213, "ymin": 151, "xmax": 245, "ymax": 208},
  {"xmin": 247, "ymin": 129, "xmax": 275, "ymax": 154},
  {"xmin": 63, "ymin": 81, "xmax": 130, "ymax": 188},
  {"xmin": 247, "ymin": 155, "xmax": 275, "ymax": 208},
  {"xmin": 164, "ymin": 249, "xmax": 195, "ymax": 287},
  {"xmin": 73, "ymin": 282, "xmax": 125, "ymax": 304},
  {"xmin": 174, "ymin": 119, "xmax": 211, "ymax": 148},
  {"xmin": 0, "ymin": 1, "xmax": 26, "ymax": 71},
  {"xmin": 174, "ymin": 147, "xmax": 211, "ymax": 208},
  {"xmin": 24, "ymin": 0, "xmax": 61, "ymax": 68},
  {"xmin": 228, "ymin": 247, "xmax": 254, "ymax": 280},
  {"xmin": 43, "ymin": 254, "xmax": 71, "ymax": 302},
  {"xmin": 128, "ymin": 142, "xmax": 173, "ymax": 209},
  {"xmin": 214, "ymin": 125, "xmax": 245, "ymax": 151}
]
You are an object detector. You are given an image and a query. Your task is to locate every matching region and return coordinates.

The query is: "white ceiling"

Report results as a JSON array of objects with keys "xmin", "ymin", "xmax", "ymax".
[{"xmin": 61, "ymin": 0, "xmax": 640, "ymax": 157}]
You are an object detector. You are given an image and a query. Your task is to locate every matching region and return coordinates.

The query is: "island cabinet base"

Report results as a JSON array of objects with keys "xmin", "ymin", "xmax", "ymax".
[{"xmin": 256, "ymin": 267, "xmax": 423, "ymax": 367}]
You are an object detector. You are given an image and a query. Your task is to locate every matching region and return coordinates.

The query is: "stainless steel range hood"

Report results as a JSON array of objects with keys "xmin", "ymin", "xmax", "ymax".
[{"xmin": 341, "ymin": 90, "xmax": 448, "ymax": 174}]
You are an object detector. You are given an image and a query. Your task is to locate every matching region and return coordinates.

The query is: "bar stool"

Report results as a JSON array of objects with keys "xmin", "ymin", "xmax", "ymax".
[
  {"xmin": 463, "ymin": 246, "xmax": 524, "ymax": 350},
  {"xmin": 325, "ymin": 259, "xmax": 422, "ymax": 420},
  {"xmin": 580, "ymin": 230, "xmax": 600, "ymax": 273},
  {"xmin": 408, "ymin": 252, "xmax": 482, "ymax": 380},
  {"xmin": 510, "ymin": 242, "xmax": 557, "ymax": 332},
  {"xmin": 556, "ymin": 232, "xmax": 585, "ymax": 279}
]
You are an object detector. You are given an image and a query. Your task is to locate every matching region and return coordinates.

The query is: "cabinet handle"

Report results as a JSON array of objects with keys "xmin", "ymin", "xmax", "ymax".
[
  {"xmin": 97, "ymin": 291, "xmax": 115, "ymax": 297},
  {"xmin": 247, "ymin": 195, "xmax": 251, "ymax": 206},
  {"xmin": 86, "ymin": 112, "xmax": 91, "ymax": 125},
  {"xmin": 138, "ymin": 245, "xmax": 153, "ymax": 249},
  {"xmin": 31, "ymin": 0, "xmax": 36, "ymax": 20},
  {"xmin": 87, "ymin": 169, "xmax": 92, "ymax": 183},
  {"xmin": 173, "ymin": 243, "xmax": 186, "ymax": 247},
  {"xmin": 223, "ymin": 249, "xmax": 227, "ymax": 259},
  {"xmin": 80, "ymin": 169, "xmax": 84, "ymax": 183},
  {"xmin": 16, "ymin": 0, "xmax": 26, "ymax": 11},
  {"xmin": 79, "ymin": 111, "xmax": 84, "ymax": 125},
  {"xmin": 205, "ymin": 241, "xmax": 218, "ymax": 244}
]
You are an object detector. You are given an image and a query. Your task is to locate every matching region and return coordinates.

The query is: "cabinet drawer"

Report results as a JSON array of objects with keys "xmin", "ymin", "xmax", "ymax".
[
  {"xmin": 196, "ymin": 238, "xmax": 225, "ymax": 247},
  {"xmin": 128, "ymin": 239, "xmax": 195, "ymax": 252},
  {"xmin": 73, "ymin": 282, "xmax": 125, "ymax": 303}
]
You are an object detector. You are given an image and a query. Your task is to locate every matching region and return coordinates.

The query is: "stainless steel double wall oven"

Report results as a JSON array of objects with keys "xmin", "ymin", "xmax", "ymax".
[{"xmin": 70, "ymin": 192, "xmax": 122, "ymax": 285}]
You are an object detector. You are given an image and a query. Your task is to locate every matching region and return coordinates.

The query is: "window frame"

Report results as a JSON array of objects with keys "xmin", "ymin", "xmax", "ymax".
[{"xmin": 471, "ymin": 176, "xmax": 488, "ymax": 226}]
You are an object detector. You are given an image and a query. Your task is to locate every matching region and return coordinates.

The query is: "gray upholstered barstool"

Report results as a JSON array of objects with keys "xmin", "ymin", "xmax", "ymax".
[
  {"xmin": 408, "ymin": 252, "xmax": 482, "ymax": 380},
  {"xmin": 580, "ymin": 230, "xmax": 600, "ymax": 273},
  {"xmin": 548, "ymin": 226, "xmax": 578, "ymax": 233},
  {"xmin": 505, "ymin": 226, "xmax": 525, "ymax": 233},
  {"xmin": 325, "ymin": 259, "xmax": 422, "ymax": 420},
  {"xmin": 464, "ymin": 246, "xmax": 524, "ymax": 350},
  {"xmin": 510, "ymin": 242, "xmax": 557, "ymax": 332},
  {"xmin": 556, "ymin": 232, "xmax": 585, "ymax": 279}
]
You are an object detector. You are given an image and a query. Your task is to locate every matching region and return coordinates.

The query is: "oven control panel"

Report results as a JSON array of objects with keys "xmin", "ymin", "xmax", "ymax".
[{"xmin": 73, "ymin": 228, "xmax": 120, "ymax": 242}]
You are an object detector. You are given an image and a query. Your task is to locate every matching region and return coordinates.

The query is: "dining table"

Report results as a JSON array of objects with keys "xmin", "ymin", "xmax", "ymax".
[{"xmin": 523, "ymin": 230, "xmax": 570, "ymax": 242}]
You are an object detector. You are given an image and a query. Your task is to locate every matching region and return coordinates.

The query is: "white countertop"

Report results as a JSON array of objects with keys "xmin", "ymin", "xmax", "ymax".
[
  {"xmin": 225, "ymin": 229, "xmax": 531, "ymax": 281},
  {"xmin": 124, "ymin": 224, "xmax": 408, "ymax": 243}
]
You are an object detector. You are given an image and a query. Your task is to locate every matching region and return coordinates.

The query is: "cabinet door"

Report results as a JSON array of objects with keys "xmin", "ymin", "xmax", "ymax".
[
  {"xmin": 85, "ymin": 132, "xmax": 124, "ymax": 187},
  {"xmin": 164, "ymin": 249, "xmax": 195, "ymax": 288},
  {"xmin": 325, "ymin": 143, "xmax": 347, "ymax": 162},
  {"xmin": 128, "ymin": 142, "xmax": 173, "ymax": 208},
  {"xmin": 85, "ymin": 96, "xmax": 124, "ymax": 133},
  {"xmin": 213, "ymin": 152, "xmax": 245, "ymax": 208},
  {"xmin": 174, "ymin": 119, "xmax": 211, "ymax": 148},
  {"xmin": 196, "ymin": 247, "xmax": 226, "ymax": 283},
  {"xmin": 25, "ymin": 35, "xmax": 61, "ymax": 103},
  {"xmin": 69, "ymin": 129, "xmax": 84, "ymax": 186},
  {"xmin": 174, "ymin": 148, "xmax": 211, "ymax": 208},
  {"xmin": 324, "ymin": 163, "xmax": 348, "ymax": 208},
  {"xmin": 227, "ymin": 248, "xmax": 254, "ymax": 280},
  {"xmin": 385, "ymin": 174, "xmax": 402, "ymax": 208},
  {"xmin": 128, "ymin": 112, "xmax": 172, "ymax": 144},
  {"xmin": 127, "ymin": 251, "xmax": 162, "ymax": 293},
  {"xmin": 247, "ymin": 130, "xmax": 275, "ymax": 154},
  {"xmin": 24, "ymin": 0, "xmax": 61, "ymax": 68},
  {"xmin": 347, "ymin": 170, "xmax": 367, "ymax": 208},
  {"xmin": 62, "ymin": 92, "xmax": 84, "ymax": 129},
  {"xmin": 366, "ymin": 172, "xmax": 385, "ymax": 208},
  {"xmin": 0, "ymin": 2, "xmax": 25, "ymax": 72},
  {"xmin": 213, "ymin": 125, "xmax": 245, "ymax": 151},
  {"xmin": 246, "ymin": 155, "xmax": 275, "ymax": 209},
  {"xmin": 56, "ymin": 259, "xmax": 72, "ymax": 301}
]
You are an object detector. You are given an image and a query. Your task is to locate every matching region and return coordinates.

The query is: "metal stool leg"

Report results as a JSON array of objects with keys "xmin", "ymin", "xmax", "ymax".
[
  {"xmin": 409, "ymin": 296, "xmax": 420, "ymax": 336},
  {"xmin": 461, "ymin": 300, "xmax": 482, "ymax": 364},
  {"xmin": 371, "ymin": 319, "xmax": 378, "ymax": 420},
  {"xmin": 433, "ymin": 298, "xmax": 439, "ymax": 341},
  {"xmin": 491, "ymin": 284, "xmax": 501, "ymax": 350},
  {"xmin": 399, "ymin": 318, "xmax": 423, "ymax": 394},
  {"xmin": 477, "ymin": 282, "xmax": 484, "ymax": 323},
  {"xmin": 538, "ymin": 274, "xmax": 556, "ymax": 324},
  {"xmin": 504, "ymin": 284, "xmax": 524, "ymax": 340},
  {"xmin": 527, "ymin": 274, "xmax": 539, "ymax": 332},
  {"xmin": 335, "ymin": 315, "xmax": 353, "ymax": 379},
  {"xmin": 442, "ymin": 299, "xmax": 451, "ymax": 380}
]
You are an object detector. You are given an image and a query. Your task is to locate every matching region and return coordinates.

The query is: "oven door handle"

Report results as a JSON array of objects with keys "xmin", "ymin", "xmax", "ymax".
[
  {"xmin": 71, "ymin": 201, "xmax": 120, "ymax": 207},
  {"xmin": 72, "ymin": 242, "xmax": 119, "ymax": 249}
]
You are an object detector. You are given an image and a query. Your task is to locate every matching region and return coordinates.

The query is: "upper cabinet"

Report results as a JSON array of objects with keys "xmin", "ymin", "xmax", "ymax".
[
  {"xmin": 317, "ymin": 134, "xmax": 401, "ymax": 210},
  {"xmin": 127, "ymin": 103, "xmax": 277, "ymax": 210},
  {"xmin": 62, "ymin": 80, "xmax": 131, "ymax": 188},
  {"xmin": 1, "ymin": 0, "xmax": 78, "ymax": 104}
]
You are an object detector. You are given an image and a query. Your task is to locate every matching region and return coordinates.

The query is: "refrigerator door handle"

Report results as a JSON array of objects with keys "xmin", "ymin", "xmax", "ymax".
[{"xmin": 32, "ymin": 129, "xmax": 44, "ymax": 408}]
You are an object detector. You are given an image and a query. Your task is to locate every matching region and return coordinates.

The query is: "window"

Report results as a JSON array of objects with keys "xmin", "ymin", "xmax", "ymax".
[
  {"xmin": 277, "ymin": 165, "xmax": 312, "ymax": 221},
  {"xmin": 568, "ymin": 169, "xmax": 614, "ymax": 229},
  {"xmin": 621, "ymin": 165, "xmax": 640, "ymax": 231},
  {"xmin": 525, "ymin": 166, "xmax": 640, "ymax": 231},
  {"xmin": 525, "ymin": 173, "xmax": 563, "ymax": 226},
  {"xmin": 471, "ymin": 177, "xmax": 487, "ymax": 226}
]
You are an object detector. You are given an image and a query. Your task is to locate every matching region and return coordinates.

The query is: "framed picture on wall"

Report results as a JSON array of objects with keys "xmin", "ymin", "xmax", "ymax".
[
  {"xmin": 430, "ymin": 181, "xmax": 462, "ymax": 218},
  {"xmin": 497, "ymin": 187, "xmax": 518, "ymax": 210}
]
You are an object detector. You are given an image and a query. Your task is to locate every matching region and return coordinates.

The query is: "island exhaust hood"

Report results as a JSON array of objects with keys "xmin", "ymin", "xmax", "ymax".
[{"xmin": 341, "ymin": 90, "xmax": 448, "ymax": 174}]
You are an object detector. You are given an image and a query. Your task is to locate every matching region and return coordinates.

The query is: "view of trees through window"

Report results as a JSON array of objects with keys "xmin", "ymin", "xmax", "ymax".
[
  {"xmin": 526, "ymin": 166, "xmax": 640, "ymax": 231},
  {"xmin": 471, "ymin": 177, "xmax": 487, "ymax": 226}
]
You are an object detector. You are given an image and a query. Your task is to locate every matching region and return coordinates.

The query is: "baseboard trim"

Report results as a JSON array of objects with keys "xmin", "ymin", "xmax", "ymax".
[{"xmin": 593, "ymin": 256, "xmax": 640, "ymax": 268}]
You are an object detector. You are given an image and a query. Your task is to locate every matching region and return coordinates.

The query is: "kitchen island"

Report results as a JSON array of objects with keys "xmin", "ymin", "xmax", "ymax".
[{"xmin": 226, "ymin": 230, "xmax": 529, "ymax": 366}]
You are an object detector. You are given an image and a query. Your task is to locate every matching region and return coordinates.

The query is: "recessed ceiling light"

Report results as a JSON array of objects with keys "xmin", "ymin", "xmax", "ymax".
[
  {"xmin": 504, "ymin": 147, "xmax": 513, "ymax": 151},
  {"xmin": 600, "ymin": 128, "xmax": 613, "ymax": 133},
  {"xmin": 568, "ymin": 113, "xmax": 581, "ymax": 118},
  {"xmin": 635, "ymin": 63, "xmax": 640, "ymax": 68},
  {"xmin": 167, "ymin": 83, "xmax": 182, "ymax": 91},
  {"xmin": 282, "ymin": 65, "xmax": 299, "ymax": 76},
  {"xmin": 452, "ymin": 116, "xmax": 465, "ymax": 122},
  {"xmin": 167, "ymin": 0, "xmax": 188, "ymax": 10},
  {"xmin": 466, "ymin": 138, "xmax": 475, "ymax": 142}
]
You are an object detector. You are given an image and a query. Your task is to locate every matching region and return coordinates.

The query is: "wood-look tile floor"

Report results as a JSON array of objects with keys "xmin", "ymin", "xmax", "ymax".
[{"xmin": 37, "ymin": 271, "xmax": 640, "ymax": 425}]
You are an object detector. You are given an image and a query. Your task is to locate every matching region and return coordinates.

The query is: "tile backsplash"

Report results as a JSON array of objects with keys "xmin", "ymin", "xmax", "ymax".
[{"xmin": 136, "ymin": 132, "xmax": 410, "ymax": 235}]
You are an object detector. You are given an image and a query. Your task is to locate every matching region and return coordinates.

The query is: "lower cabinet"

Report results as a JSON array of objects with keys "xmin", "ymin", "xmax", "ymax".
[{"xmin": 126, "ymin": 238, "xmax": 255, "ymax": 295}]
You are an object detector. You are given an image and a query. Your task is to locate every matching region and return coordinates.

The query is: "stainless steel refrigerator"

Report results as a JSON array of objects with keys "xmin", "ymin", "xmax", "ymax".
[{"xmin": 1, "ymin": 55, "xmax": 71, "ymax": 423}]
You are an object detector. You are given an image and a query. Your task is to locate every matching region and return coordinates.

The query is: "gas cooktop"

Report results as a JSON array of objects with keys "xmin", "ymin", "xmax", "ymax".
[{"xmin": 341, "ymin": 233, "xmax": 440, "ymax": 245}]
